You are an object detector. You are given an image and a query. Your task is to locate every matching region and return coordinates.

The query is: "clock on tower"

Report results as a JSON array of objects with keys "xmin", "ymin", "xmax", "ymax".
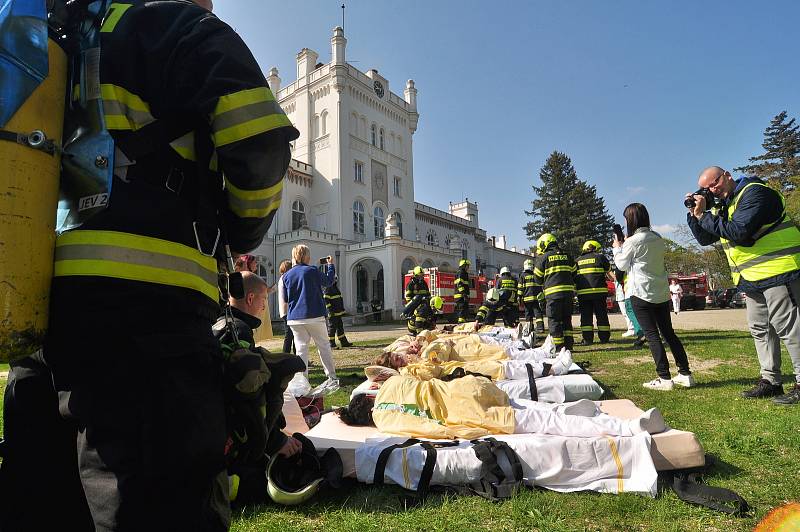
[{"xmin": 373, "ymin": 80, "xmax": 384, "ymax": 98}]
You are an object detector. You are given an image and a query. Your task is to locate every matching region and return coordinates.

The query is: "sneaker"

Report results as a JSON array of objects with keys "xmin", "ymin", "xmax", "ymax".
[
  {"xmin": 673, "ymin": 373, "xmax": 696, "ymax": 388},
  {"xmin": 741, "ymin": 379, "xmax": 783, "ymax": 399},
  {"xmin": 643, "ymin": 377, "xmax": 674, "ymax": 391},
  {"xmin": 310, "ymin": 378, "xmax": 340, "ymax": 397},
  {"xmin": 772, "ymin": 383, "xmax": 800, "ymax": 405},
  {"xmin": 621, "ymin": 330, "xmax": 635, "ymax": 338}
]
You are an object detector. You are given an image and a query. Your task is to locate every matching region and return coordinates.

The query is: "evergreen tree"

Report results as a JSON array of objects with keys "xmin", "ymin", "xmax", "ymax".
[
  {"xmin": 524, "ymin": 151, "xmax": 615, "ymax": 259},
  {"xmin": 734, "ymin": 111, "xmax": 800, "ymax": 191}
]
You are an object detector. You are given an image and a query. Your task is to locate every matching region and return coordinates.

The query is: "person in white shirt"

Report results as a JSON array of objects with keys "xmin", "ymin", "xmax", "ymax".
[
  {"xmin": 613, "ymin": 203, "xmax": 694, "ymax": 391},
  {"xmin": 669, "ymin": 279, "xmax": 683, "ymax": 315}
]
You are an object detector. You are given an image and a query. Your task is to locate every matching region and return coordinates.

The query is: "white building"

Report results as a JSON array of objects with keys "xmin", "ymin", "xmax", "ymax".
[{"xmin": 253, "ymin": 27, "xmax": 532, "ymax": 319}]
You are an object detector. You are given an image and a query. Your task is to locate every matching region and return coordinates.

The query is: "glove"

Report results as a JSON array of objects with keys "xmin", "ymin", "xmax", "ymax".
[{"xmin": 225, "ymin": 348, "xmax": 270, "ymax": 399}]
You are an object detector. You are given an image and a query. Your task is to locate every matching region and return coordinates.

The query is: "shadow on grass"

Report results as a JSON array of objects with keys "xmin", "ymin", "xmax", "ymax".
[{"xmin": 691, "ymin": 377, "xmax": 760, "ymax": 390}]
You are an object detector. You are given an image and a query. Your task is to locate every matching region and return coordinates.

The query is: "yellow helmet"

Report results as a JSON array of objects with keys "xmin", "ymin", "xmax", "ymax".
[
  {"xmin": 458, "ymin": 258, "xmax": 471, "ymax": 268},
  {"xmin": 523, "ymin": 259, "xmax": 534, "ymax": 271},
  {"xmin": 430, "ymin": 296, "xmax": 444, "ymax": 310},
  {"xmin": 536, "ymin": 233, "xmax": 557, "ymax": 254},
  {"xmin": 582, "ymin": 240, "xmax": 602, "ymax": 253},
  {"xmin": 413, "ymin": 266, "xmax": 423, "ymax": 276}
]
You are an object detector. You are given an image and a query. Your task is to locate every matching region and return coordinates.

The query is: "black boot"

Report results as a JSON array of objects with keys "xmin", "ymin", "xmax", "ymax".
[
  {"xmin": 329, "ymin": 340, "xmax": 337, "ymax": 349},
  {"xmin": 339, "ymin": 336, "xmax": 354, "ymax": 348}
]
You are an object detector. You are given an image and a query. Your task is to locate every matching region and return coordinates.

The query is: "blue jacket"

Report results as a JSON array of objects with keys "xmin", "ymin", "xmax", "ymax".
[
  {"xmin": 283, "ymin": 263, "xmax": 336, "ymax": 320},
  {"xmin": 687, "ymin": 177, "xmax": 800, "ymax": 291}
]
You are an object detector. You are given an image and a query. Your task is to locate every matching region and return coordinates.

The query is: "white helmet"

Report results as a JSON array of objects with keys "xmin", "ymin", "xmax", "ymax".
[
  {"xmin": 500, "ymin": 266, "xmax": 510, "ymax": 275},
  {"xmin": 523, "ymin": 259, "xmax": 534, "ymax": 271},
  {"xmin": 486, "ymin": 288, "xmax": 500, "ymax": 302}
]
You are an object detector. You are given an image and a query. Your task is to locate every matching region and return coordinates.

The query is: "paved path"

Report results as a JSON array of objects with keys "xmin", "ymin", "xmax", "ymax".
[{"xmin": 607, "ymin": 307, "xmax": 748, "ymax": 331}]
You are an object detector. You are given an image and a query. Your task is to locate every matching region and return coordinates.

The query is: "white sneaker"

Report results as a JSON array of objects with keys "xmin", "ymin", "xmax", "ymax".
[
  {"xmin": 621, "ymin": 330, "xmax": 635, "ymax": 338},
  {"xmin": 642, "ymin": 377, "xmax": 674, "ymax": 391},
  {"xmin": 673, "ymin": 373, "xmax": 696, "ymax": 388},
  {"xmin": 310, "ymin": 378, "xmax": 340, "ymax": 396},
  {"xmin": 547, "ymin": 348, "xmax": 573, "ymax": 375}
]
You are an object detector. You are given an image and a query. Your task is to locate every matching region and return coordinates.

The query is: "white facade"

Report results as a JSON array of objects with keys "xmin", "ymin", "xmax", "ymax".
[{"xmin": 253, "ymin": 27, "xmax": 532, "ymax": 319}]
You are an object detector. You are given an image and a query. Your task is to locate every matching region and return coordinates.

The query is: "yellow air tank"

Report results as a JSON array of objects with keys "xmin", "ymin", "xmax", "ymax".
[{"xmin": 0, "ymin": 39, "xmax": 67, "ymax": 362}]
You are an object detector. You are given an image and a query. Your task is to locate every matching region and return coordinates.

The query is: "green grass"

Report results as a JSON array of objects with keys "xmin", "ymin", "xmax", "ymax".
[{"xmin": 2, "ymin": 332, "xmax": 798, "ymax": 531}]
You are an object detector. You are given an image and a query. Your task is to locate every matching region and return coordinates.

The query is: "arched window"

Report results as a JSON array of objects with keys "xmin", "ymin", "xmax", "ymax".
[
  {"xmin": 312, "ymin": 115, "xmax": 320, "ymax": 139},
  {"xmin": 360, "ymin": 116, "xmax": 367, "ymax": 138},
  {"xmin": 379, "ymin": 128, "xmax": 385, "ymax": 150},
  {"xmin": 426, "ymin": 229, "xmax": 437, "ymax": 246},
  {"xmin": 370, "ymin": 124, "xmax": 377, "ymax": 146},
  {"xmin": 394, "ymin": 211, "xmax": 403, "ymax": 238},
  {"xmin": 374, "ymin": 206, "xmax": 385, "ymax": 238},
  {"xmin": 291, "ymin": 200, "xmax": 307, "ymax": 230},
  {"xmin": 444, "ymin": 234, "xmax": 452, "ymax": 249},
  {"xmin": 353, "ymin": 201, "xmax": 365, "ymax": 235},
  {"xmin": 320, "ymin": 110, "xmax": 328, "ymax": 136},
  {"xmin": 350, "ymin": 112, "xmax": 358, "ymax": 135}
]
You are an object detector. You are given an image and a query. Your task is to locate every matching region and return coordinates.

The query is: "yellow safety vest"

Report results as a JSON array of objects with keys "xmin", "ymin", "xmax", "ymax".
[{"xmin": 720, "ymin": 182, "xmax": 800, "ymax": 285}]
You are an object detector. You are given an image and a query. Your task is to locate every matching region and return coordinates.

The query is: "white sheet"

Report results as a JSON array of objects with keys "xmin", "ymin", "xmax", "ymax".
[{"xmin": 355, "ymin": 432, "xmax": 658, "ymax": 497}]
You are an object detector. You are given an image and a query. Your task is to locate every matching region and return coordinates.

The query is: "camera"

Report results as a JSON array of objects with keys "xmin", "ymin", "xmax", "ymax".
[
  {"xmin": 684, "ymin": 188, "xmax": 716, "ymax": 210},
  {"xmin": 612, "ymin": 223, "xmax": 625, "ymax": 242},
  {"xmin": 319, "ymin": 256, "xmax": 328, "ymax": 265}
]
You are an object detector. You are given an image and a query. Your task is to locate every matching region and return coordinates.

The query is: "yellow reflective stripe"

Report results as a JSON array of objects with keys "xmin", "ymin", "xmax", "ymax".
[
  {"xmin": 605, "ymin": 437, "xmax": 624, "ymax": 493},
  {"xmin": 212, "ymin": 88, "xmax": 292, "ymax": 147},
  {"xmin": 101, "ymin": 84, "xmax": 154, "ymax": 131},
  {"xmin": 402, "ymin": 448, "xmax": 411, "ymax": 489},
  {"xmin": 576, "ymin": 287, "xmax": 608, "ymax": 295},
  {"xmin": 100, "ymin": 3, "xmax": 133, "ymax": 33},
  {"xmin": 225, "ymin": 178, "xmax": 283, "ymax": 218},
  {"xmin": 543, "ymin": 285, "xmax": 574, "ymax": 296},
  {"xmin": 54, "ymin": 230, "xmax": 218, "ymax": 301},
  {"xmin": 577, "ymin": 267, "xmax": 606, "ymax": 274},
  {"xmin": 228, "ymin": 474, "xmax": 240, "ymax": 502},
  {"xmin": 325, "ymin": 294, "xmax": 343, "ymax": 300},
  {"xmin": 544, "ymin": 265, "xmax": 573, "ymax": 275},
  {"xmin": 170, "ymin": 132, "xmax": 196, "ymax": 161},
  {"xmin": 215, "ymin": 87, "xmax": 275, "ymax": 114},
  {"xmin": 533, "ymin": 268, "xmax": 544, "ymax": 276}
]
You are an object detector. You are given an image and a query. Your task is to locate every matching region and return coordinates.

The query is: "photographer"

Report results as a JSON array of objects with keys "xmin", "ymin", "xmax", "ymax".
[{"xmin": 687, "ymin": 166, "xmax": 800, "ymax": 404}]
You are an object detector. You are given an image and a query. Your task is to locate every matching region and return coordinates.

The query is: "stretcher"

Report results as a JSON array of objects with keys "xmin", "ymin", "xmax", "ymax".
[{"xmin": 302, "ymin": 399, "xmax": 705, "ymax": 487}]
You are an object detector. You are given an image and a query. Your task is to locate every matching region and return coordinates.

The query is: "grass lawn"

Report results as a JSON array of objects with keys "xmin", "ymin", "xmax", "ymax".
[{"xmin": 1, "ymin": 331, "xmax": 798, "ymax": 531}]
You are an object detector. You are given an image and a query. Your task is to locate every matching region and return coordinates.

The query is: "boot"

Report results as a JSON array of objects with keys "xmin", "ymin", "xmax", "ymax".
[
  {"xmin": 339, "ymin": 336, "xmax": 354, "ymax": 348},
  {"xmin": 329, "ymin": 340, "xmax": 337, "ymax": 349}
]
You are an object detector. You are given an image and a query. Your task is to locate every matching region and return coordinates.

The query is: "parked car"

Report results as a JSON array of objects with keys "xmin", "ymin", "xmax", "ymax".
[
  {"xmin": 705, "ymin": 290, "xmax": 719, "ymax": 308},
  {"xmin": 731, "ymin": 290, "xmax": 747, "ymax": 308},
  {"xmin": 717, "ymin": 287, "xmax": 738, "ymax": 308}
]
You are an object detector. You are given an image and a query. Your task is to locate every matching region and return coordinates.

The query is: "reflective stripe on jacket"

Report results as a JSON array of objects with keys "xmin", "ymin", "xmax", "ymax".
[
  {"xmin": 533, "ymin": 249, "xmax": 576, "ymax": 299},
  {"xmin": 574, "ymin": 252, "xmax": 610, "ymax": 297}
]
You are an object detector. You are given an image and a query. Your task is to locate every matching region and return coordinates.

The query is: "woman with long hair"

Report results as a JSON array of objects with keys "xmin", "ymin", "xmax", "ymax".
[{"xmin": 613, "ymin": 203, "xmax": 694, "ymax": 391}]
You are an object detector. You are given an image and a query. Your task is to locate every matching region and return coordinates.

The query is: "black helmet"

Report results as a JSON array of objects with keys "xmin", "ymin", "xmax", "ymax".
[{"xmin": 267, "ymin": 433, "xmax": 343, "ymax": 505}]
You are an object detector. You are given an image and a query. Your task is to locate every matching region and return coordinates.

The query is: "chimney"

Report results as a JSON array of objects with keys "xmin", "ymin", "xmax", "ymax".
[
  {"xmin": 331, "ymin": 26, "xmax": 346, "ymax": 65},
  {"xmin": 266, "ymin": 67, "xmax": 281, "ymax": 96},
  {"xmin": 497, "ymin": 235, "xmax": 507, "ymax": 250},
  {"xmin": 296, "ymin": 48, "xmax": 319, "ymax": 79}
]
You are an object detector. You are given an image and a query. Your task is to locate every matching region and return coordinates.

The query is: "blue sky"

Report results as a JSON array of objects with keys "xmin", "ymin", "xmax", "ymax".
[{"xmin": 215, "ymin": 0, "xmax": 799, "ymax": 249}]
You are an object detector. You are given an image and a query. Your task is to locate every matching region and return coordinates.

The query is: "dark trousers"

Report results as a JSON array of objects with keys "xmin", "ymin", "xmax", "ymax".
[
  {"xmin": 502, "ymin": 304, "xmax": 519, "ymax": 327},
  {"xmin": 523, "ymin": 300, "xmax": 545, "ymax": 332},
  {"xmin": 44, "ymin": 281, "xmax": 228, "ymax": 532},
  {"xmin": 455, "ymin": 296, "xmax": 470, "ymax": 323},
  {"xmin": 327, "ymin": 315, "xmax": 346, "ymax": 344},
  {"xmin": 578, "ymin": 295, "xmax": 611, "ymax": 343},
  {"xmin": 546, "ymin": 297, "xmax": 574, "ymax": 350},
  {"xmin": 282, "ymin": 316, "xmax": 295, "ymax": 354},
  {"xmin": 0, "ymin": 352, "xmax": 94, "ymax": 532},
  {"xmin": 630, "ymin": 296, "xmax": 691, "ymax": 379}
]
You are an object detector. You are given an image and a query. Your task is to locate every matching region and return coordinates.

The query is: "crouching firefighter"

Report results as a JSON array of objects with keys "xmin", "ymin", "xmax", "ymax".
[
  {"xmin": 475, "ymin": 288, "xmax": 503, "ymax": 327},
  {"xmin": 403, "ymin": 295, "xmax": 444, "ymax": 336},
  {"xmin": 212, "ymin": 271, "xmax": 307, "ymax": 511},
  {"xmin": 0, "ymin": 1, "xmax": 300, "ymax": 530},
  {"xmin": 575, "ymin": 240, "xmax": 611, "ymax": 344}
]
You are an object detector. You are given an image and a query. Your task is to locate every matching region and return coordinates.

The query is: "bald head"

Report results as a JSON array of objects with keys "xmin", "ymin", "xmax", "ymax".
[
  {"xmin": 698, "ymin": 165, "xmax": 735, "ymax": 199},
  {"xmin": 231, "ymin": 271, "xmax": 268, "ymax": 318},
  {"xmin": 192, "ymin": 0, "xmax": 213, "ymax": 11}
]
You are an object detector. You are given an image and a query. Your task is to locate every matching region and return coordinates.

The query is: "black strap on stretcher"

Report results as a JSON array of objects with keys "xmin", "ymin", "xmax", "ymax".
[
  {"xmin": 467, "ymin": 437, "xmax": 525, "ymax": 502},
  {"xmin": 373, "ymin": 438, "xmax": 459, "ymax": 498},
  {"xmin": 660, "ymin": 455, "xmax": 749, "ymax": 516},
  {"xmin": 525, "ymin": 363, "xmax": 538, "ymax": 401}
]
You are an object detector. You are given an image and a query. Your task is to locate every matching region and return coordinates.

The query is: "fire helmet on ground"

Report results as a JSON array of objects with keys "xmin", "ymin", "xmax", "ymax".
[{"xmin": 266, "ymin": 433, "xmax": 342, "ymax": 506}]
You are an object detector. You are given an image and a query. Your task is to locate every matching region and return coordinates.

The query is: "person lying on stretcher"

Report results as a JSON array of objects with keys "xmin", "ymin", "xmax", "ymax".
[
  {"xmin": 336, "ymin": 374, "xmax": 667, "ymax": 440},
  {"xmin": 371, "ymin": 346, "xmax": 574, "ymax": 382}
]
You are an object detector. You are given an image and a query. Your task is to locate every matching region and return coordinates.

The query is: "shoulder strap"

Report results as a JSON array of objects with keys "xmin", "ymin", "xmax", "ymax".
[
  {"xmin": 467, "ymin": 438, "xmax": 525, "ymax": 501},
  {"xmin": 668, "ymin": 471, "xmax": 749, "ymax": 515},
  {"xmin": 373, "ymin": 439, "xmax": 420, "ymax": 486},
  {"xmin": 525, "ymin": 363, "xmax": 538, "ymax": 401}
]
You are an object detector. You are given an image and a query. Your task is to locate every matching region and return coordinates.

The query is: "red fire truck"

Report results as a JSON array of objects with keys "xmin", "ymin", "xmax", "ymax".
[
  {"xmin": 667, "ymin": 272, "xmax": 709, "ymax": 310},
  {"xmin": 403, "ymin": 267, "xmax": 486, "ymax": 319}
]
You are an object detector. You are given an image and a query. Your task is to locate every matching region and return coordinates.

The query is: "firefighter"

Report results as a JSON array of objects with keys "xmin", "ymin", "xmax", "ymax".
[
  {"xmin": 324, "ymin": 278, "xmax": 353, "ymax": 348},
  {"xmin": 13, "ymin": 2, "xmax": 300, "ymax": 530},
  {"xmin": 475, "ymin": 288, "xmax": 502, "ymax": 326},
  {"xmin": 575, "ymin": 240, "xmax": 611, "ymax": 344},
  {"xmin": 518, "ymin": 258, "xmax": 545, "ymax": 335},
  {"xmin": 404, "ymin": 295, "xmax": 443, "ymax": 335},
  {"xmin": 454, "ymin": 258, "xmax": 471, "ymax": 323},
  {"xmin": 497, "ymin": 266, "xmax": 520, "ymax": 327},
  {"xmin": 533, "ymin": 233, "xmax": 576, "ymax": 350},
  {"xmin": 405, "ymin": 265, "xmax": 431, "ymax": 304}
]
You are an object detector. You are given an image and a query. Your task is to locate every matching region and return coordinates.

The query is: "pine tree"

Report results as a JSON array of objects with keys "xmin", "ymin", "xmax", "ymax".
[
  {"xmin": 524, "ymin": 151, "xmax": 615, "ymax": 259},
  {"xmin": 734, "ymin": 111, "xmax": 800, "ymax": 191}
]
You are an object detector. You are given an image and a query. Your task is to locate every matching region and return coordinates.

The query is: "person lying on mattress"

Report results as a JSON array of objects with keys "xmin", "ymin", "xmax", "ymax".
[
  {"xmin": 391, "ymin": 334, "xmax": 557, "ymax": 367},
  {"xmin": 372, "ymin": 346, "xmax": 574, "ymax": 382},
  {"xmin": 336, "ymin": 374, "xmax": 667, "ymax": 440}
]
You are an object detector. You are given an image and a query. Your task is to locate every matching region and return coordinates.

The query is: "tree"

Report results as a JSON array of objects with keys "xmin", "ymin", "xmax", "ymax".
[
  {"xmin": 524, "ymin": 151, "xmax": 615, "ymax": 259},
  {"xmin": 734, "ymin": 111, "xmax": 800, "ymax": 192},
  {"xmin": 672, "ymin": 225, "xmax": 733, "ymax": 290}
]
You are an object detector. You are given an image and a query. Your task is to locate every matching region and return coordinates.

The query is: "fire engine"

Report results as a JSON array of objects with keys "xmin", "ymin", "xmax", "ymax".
[
  {"xmin": 667, "ymin": 272, "xmax": 708, "ymax": 310},
  {"xmin": 403, "ymin": 267, "xmax": 486, "ymax": 319}
]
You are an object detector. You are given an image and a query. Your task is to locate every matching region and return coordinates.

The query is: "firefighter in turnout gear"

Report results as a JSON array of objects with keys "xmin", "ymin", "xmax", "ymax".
[
  {"xmin": 475, "ymin": 288, "xmax": 502, "ymax": 326},
  {"xmin": 575, "ymin": 240, "xmax": 611, "ymax": 344},
  {"xmin": 324, "ymin": 279, "xmax": 353, "ymax": 348},
  {"xmin": 405, "ymin": 266, "xmax": 430, "ymax": 304},
  {"xmin": 533, "ymin": 234, "xmax": 576, "ymax": 350},
  {"xmin": 2, "ymin": 2, "xmax": 301, "ymax": 530},
  {"xmin": 405, "ymin": 296, "xmax": 443, "ymax": 335},
  {"xmin": 497, "ymin": 267, "xmax": 520, "ymax": 327},
  {"xmin": 454, "ymin": 258, "xmax": 471, "ymax": 323},
  {"xmin": 518, "ymin": 258, "xmax": 545, "ymax": 334}
]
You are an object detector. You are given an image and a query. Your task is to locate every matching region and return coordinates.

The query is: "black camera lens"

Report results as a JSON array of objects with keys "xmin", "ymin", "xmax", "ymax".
[{"xmin": 684, "ymin": 197, "xmax": 697, "ymax": 208}]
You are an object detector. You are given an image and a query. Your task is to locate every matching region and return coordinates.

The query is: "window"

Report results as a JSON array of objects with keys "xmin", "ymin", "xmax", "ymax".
[
  {"xmin": 312, "ymin": 114, "xmax": 320, "ymax": 139},
  {"xmin": 371, "ymin": 124, "xmax": 377, "ymax": 146},
  {"xmin": 353, "ymin": 201, "xmax": 365, "ymax": 235},
  {"xmin": 393, "ymin": 176, "xmax": 401, "ymax": 197},
  {"xmin": 444, "ymin": 235, "xmax": 452, "ymax": 249},
  {"xmin": 426, "ymin": 229, "xmax": 437, "ymax": 246},
  {"xmin": 354, "ymin": 161, "xmax": 363, "ymax": 183},
  {"xmin": 291, "ymin": 200, "xmax": 307, "ymax": 230},
  {"xmin": 379, "ymin": 128, "xmax": 385, "ymax": 150},
  {"xmin": 394, "ymin": 211, "xmax": 403, "ymax": 238},
  {"xmin": 374, "ymin": 206, "xmax": 385, "ymax": 238},
  {"xmin": 320, "ymin": 110, "xmax": 328, "ymax": 136}
]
